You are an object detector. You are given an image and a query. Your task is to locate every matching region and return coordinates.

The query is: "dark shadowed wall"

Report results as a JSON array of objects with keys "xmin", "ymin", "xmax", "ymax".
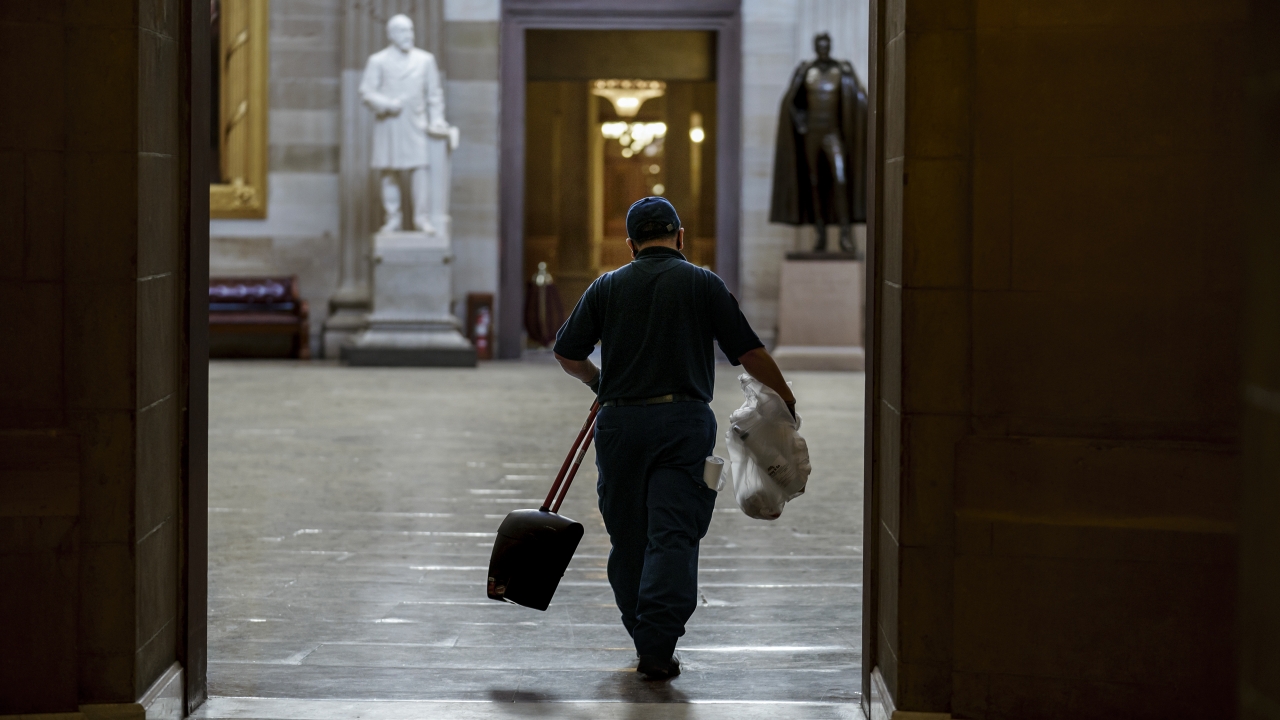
[
  {"xmin": 0, "ymin": 0, "xmax": 192, "ymax": 713},
  {"xmin": 1241, "ymin": 2, "xmax": 1280, "ymax": 718},
  {"xmin": 867, "ymin": 0, "xmax": 1247, "ymax": 716}
]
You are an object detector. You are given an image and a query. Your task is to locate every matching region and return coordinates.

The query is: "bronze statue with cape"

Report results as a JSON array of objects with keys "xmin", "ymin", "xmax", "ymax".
[{"xmin": 769, "ymin": 33, "xmax": 868, "ymax": 253}]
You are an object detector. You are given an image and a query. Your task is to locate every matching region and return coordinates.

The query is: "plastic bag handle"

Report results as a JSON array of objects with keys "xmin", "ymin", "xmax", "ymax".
[{"xmin": 541, "ymin": 399, "xmax": 600, "ymax": 512}]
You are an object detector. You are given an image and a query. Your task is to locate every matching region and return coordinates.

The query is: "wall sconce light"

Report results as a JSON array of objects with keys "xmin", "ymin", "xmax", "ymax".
[{"xmin": 592, "ymin": 79, "xmax": 666, "ymax": 118}]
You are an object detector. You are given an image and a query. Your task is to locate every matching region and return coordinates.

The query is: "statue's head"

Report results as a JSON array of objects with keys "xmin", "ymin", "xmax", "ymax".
[
  {"xmin": 387, "ymin": 14, "xmax": 415, "ymax": 52},
  {"xmin": 814, "ymin": 32, "xmax": 832, "ymax": 60}
]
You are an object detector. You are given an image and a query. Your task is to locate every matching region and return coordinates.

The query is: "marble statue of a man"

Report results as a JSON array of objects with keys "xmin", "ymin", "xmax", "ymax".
[{"xmin": 360, "ymin": 14, "xmax": 448, "ymax": 234}]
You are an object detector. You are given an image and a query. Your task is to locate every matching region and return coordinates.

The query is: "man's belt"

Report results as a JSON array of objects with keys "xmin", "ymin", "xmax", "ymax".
[{"xmin": 601, "ymin": 393, "xmax": 701, "ymax": 407}]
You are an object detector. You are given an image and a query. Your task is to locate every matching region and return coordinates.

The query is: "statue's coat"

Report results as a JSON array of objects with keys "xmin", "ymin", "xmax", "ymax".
[
  {"xmin": 360, "ymin": 46, "xmax": 445, "ymax": 170},
  {"xmin": 769, "ymin": 59, "xmax": 868, "ymax": 226}
]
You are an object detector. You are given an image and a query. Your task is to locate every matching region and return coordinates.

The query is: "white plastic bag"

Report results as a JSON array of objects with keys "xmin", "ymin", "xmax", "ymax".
[{"xmin": 723, "ymin": 373, "xmax": 812, "ymax": 520}]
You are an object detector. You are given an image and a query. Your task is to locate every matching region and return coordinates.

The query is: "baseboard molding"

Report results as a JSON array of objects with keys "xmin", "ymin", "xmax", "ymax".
[
  {"xmin": 2, "ymin": 662, "xmax": 182, "ymax": 720},
  {"xmin": 0, "ymin": 704, "xmax": 143, "ymax": 720},
  {"xmin": 137, "ymin": 663, "xmax": 183, "ymax": 719},
  {"xmin": 868, "ymin": 666, "xmax": 952, "ymax": 720}
]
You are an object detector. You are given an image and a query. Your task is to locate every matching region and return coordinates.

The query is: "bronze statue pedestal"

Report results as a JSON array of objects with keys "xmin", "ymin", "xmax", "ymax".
[{"xmin": 772, "ymin": 252, "xmax": 865, "ymax": 372}]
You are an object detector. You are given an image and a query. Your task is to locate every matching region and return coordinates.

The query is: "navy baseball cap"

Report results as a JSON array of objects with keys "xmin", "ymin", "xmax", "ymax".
[{"xmin": 626, "ymin": 196, "xmax": 681, "ymax": 242}]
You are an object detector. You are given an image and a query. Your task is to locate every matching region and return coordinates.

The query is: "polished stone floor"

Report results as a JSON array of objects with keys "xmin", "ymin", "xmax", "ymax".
[{"xmin": 200, "ymin": 357, "xmax": 864, "ymax": 719}]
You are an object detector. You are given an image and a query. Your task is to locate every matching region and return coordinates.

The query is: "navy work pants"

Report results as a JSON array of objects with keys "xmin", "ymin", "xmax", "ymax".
[{"xmin": 594, "ymin": 401, "xmax": 719, "ymax": 658}]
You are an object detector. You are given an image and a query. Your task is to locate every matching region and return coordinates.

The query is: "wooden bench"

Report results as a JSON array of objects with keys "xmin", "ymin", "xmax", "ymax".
[{"xmin": 209, "ymin": 276, "xmax": 310, "ymax": 359}]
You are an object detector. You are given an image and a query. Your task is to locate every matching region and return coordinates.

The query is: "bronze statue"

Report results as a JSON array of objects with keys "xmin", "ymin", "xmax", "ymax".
[{"xmin": 770, "ymin": 33, "xmax": 868, "ymax": 253}]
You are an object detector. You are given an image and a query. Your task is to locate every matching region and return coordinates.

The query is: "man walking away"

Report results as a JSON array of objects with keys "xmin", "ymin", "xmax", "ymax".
[{"xmin": 554, "ymin": 197, "xmax": 798, "ymax": 680}]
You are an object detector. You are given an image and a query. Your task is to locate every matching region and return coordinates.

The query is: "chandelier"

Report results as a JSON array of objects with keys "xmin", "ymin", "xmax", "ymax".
[{"xmin": 591, "ymin": 79, "xmax": 666, "ymax": 118}]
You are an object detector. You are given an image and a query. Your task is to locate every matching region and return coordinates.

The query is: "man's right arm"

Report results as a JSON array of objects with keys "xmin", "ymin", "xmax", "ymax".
[
  {"xmin": 555, "ymin": 353, "xmax": 600, "ymax": 394},
  {"xmin": 739, "ymin": 347, "xmax": 797, "ymax": 418}
]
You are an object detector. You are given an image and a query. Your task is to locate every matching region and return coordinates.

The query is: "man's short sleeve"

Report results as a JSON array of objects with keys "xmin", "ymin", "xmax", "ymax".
[
  {"xmin": 708, "ymin": 277, "xmax": 764, "ymax": 365},
  {"xmin": 552, "ymin": 277, "xmax": 603, "ymax": 361}
]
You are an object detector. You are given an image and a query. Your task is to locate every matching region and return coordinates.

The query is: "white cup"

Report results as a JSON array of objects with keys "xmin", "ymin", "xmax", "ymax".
[{"xmin": 703, "ymin": 456, "xmax": 725, "ymax": 492}]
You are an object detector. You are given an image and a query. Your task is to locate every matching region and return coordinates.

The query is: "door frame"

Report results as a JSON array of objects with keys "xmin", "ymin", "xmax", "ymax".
[
  {"xmin": 496, "ymin": 0, "xmax": 744, "ymax": 359},
  {"xmin": 181, "ymin": 0, "xmax": 878, "ymax": 709},
  {"xmin": 861, "ymin": 0, "xmax": 886, "ymax": 713},
  {"xmin": 184, "ymin": 0, "xmax": 212, "ymax": 710}
]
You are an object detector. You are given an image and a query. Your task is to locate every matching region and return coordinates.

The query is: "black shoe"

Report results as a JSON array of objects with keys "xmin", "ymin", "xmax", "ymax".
[{"xmin": 637, "ymin": 653, "xmax": 681, "ymax": 680}]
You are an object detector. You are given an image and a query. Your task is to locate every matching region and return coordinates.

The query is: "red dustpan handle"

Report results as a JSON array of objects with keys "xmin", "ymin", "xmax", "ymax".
[
  {"xmin": 541, "ymin": 399, "xmax": 600, "ymax": 512},
  {"xmin": 551, "ymin": 418, "xmax": 596, "ymax": 513}
]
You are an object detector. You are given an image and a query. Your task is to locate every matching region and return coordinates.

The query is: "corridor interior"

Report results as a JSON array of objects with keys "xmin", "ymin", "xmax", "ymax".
[
  {"xmin": 523, "ymin": 29, "xmax": 719, "ymax": 313},
  {"xmin": 195, "ymin": 359, "xmax": 864, "ymax": 718}
]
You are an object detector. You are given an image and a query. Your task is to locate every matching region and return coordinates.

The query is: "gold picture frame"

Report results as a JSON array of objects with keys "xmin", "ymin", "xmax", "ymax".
[{"xmin": 210, "ymin": 0, "xmax": 268, "ymax": 218}]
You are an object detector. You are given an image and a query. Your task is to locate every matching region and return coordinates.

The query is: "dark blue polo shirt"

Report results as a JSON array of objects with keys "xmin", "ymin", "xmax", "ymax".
[{"xmin": 553, "ymin": 246, "xmax": 764, "ymax": 404}]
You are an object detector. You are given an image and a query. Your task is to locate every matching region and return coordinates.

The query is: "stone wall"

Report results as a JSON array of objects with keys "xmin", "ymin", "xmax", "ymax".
[
  {"xmin": 209, "ymin": 0, "xmax": 344, "ymax": 357},
  {"xmin": 0, "ymin": 0, "xmax": 190, "ymax": 711},
  {"xmin": 868, "ymin": 0, "xmax": 1247, "ymax": 715},
  {"xmin": 443, "ymin": 0, "xmax": 500, "ymax": 326},
  {"xmin": 1241, "ymin": 1, "xmax": 1280, "ymax": 716}
]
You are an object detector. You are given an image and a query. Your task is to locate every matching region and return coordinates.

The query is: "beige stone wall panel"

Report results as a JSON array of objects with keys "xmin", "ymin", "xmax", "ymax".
[
  {"xmin": 899, "ymin": 413, "xmax": 965, "ymax": 546},
  {"xmin": 953, "ymin": 552, "xmax": 1233, "ymax": 698},
  {"xmin": 902, "ymin": 157, "xmax": 969, "ymax": 288},
  {"xmin": 66, "ymin": 152, "xmax": 139, "ymax": 284},
  {"xmin": 67, "ymin": 25, "xmax": 138, "ymax": 153},
  {"xmin": 1006, "ymin": 155, "xmax": 1245, "ymax": 295},
  {"xmin": 135, "ymin": 398, "xmax": 178, "ymax": 542},
  {"xmin": 138, "ymin": 28, "xmax": 180, "ymax": 155},
  {"xmin": 133, "ymin": 520, "xmax": 178, "ymax": 697},
  {"xmin": 78, "ymin": 538, "xmax": 135, "ymax": 700},
  {"xmin": 270, "ymin": 78, "xmax": 341, "ymax": 109},
  {"xmin": 971, "ymin": 291, "xmax": 1240, "ymax": 438},
  {"xmin": 0, "ymin": 20, "xmax": 66, "ymax": 151},
  {"xmin": 974, "ymin": 28, "xmax": 1245, "ymax": 159},
  {"xmin": 879, "ymin": 399, "xmax": 903, "ymax": 541},
  {"xmin": 137, "ymin": 155, "xmax": 180, "ymax": 278},
  {"xmin": 66, "ymin": 283, "xmax": 138, "ymax": 412},
  {"xmin": 971, "ymin": 156, "xmax": 1011, "ymax": 291},
  {"xmin": 878, "ymin": 521, "xmax": 902, "ymax": 665},
  {"xmin": 900, "ymin": 287, "xmax": 970, "ymax": 415},
  {"xmin": 897, "ymin": 543, "xmax": 955, "ymax": 665},
  {"xmin": 956, "ymin": 436, "xmax": 1238, "ymax": 526},
  {"xmin": 0, "ymin": 283, "xmax": 64, "ymax": 421},
  {"xmin": 975, "ymin": 0, "xmax": 1248, "ymax": 30},
  {"xmin": 136, "ymin": 274, "xmax": 178, "ymax": 407},
  {"xmin": 75, "ymin": 411, "xmax": 137, "ymax": 546},
  {"xmin": 903, "ymin": 31, "xmax": 971, "ymax": 159},
  {"xmin": 444, "ymin": 21, "xmax": 497, "ymax": 80}
]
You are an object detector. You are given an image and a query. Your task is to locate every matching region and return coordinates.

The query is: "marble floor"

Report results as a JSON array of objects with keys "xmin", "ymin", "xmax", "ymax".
[{"xmin": 199, "ymin": 357, "xmax": 865, "ymax": 719}]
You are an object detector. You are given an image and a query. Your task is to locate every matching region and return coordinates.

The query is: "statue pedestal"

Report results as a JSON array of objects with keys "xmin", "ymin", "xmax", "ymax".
[
  {"xmin": 772, "ymin": 252, "xmax": 864, "ymax": 372},
  {"xmin": 341, "ymin": 231, "xmax": 477, "ymax": 367}
]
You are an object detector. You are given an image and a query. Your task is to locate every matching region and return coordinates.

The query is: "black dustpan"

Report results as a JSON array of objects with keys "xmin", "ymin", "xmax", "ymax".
[{"xmin": 487, "ymin": 400, "xmax": 599, "ymax": 611}]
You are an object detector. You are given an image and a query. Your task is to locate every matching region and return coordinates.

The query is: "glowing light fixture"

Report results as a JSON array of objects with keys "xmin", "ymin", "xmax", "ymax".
[
  {"xmin": 591, "ymin": 79, "xmax": 666, "ymax": 118},
  {"xmin": 600, "ymin": 121, "xmax": 668, "ymax": 155},
  {"xmin": 690, "ymin": 111, "xmax": 705, "ymax": 143}
]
